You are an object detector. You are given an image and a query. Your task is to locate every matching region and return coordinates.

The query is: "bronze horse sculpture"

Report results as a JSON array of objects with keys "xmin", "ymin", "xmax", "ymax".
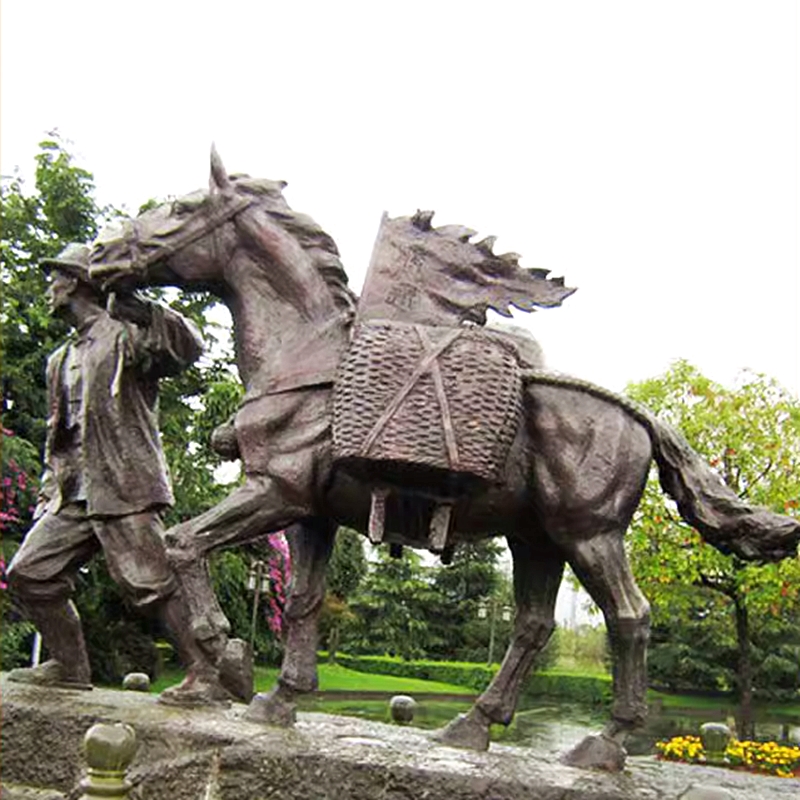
[{"xmin": 88, "ymin": 152, "xmax": 800, "ymax": 770}]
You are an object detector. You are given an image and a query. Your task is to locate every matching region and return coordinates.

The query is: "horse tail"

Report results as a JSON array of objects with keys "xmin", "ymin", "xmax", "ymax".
[
  {"xmin": 645, "ymin": 413, "xmax": 799, "ymax": 561},
  {"xmin": 522, "ymin": 369, "xmax": 800, "ymax": 561}
]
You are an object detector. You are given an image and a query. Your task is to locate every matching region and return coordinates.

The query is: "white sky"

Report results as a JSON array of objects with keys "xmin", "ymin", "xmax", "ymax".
[{"xmin": 2, "ymin": 1, "xmax": 797, "ymax": 396}]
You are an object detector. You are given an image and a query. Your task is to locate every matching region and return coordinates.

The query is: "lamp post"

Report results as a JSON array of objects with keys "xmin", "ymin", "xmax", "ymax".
[
  {"xmin": 247, "ymin": 560, "xmax": 269, "ymax": 653},
  {"xmin": 478, "ymin": 598, "xmax": 512, "ymax": 666}
]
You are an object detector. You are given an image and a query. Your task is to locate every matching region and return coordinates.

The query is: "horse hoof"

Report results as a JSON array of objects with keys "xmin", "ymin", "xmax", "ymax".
[
  {"xmin": 243, "ymin": 689, "xmax": 297, "ymax": 727},
  {"xmin": 157, "ymin": 676, "xmax": 231, "ymax": 709},
  {"xmin": 219, "ymin": 638, "xmax": 254, "ymax": 703},
  {"xmin": 561, "ymin": 734, "xmax": 627, "ymax": 771},
  {"xmin": 431, "ymin": 713, "xmax": 490, "ymax": 751}
]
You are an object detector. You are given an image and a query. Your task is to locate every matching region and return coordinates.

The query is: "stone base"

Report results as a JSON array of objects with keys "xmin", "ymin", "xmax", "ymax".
[{"xmin": 1, "ymin": 674, "xmax": 794, "ymax": 800}]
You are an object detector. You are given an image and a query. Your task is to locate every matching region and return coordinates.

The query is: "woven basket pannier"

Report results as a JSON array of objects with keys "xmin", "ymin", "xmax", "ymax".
[{"xmin": 333, "ymin": 320, "xmax": 522, "ymax": 497}]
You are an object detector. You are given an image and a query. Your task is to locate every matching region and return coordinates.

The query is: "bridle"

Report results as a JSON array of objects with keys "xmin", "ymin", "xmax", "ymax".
[{"xmin": 90, "ymin": 193, "xmax": 257, "ymax": 281}]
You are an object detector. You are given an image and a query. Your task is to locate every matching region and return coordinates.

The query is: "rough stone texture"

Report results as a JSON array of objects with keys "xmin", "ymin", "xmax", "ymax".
[
  {"xmin": 560, "ymin": 734, "xmax": 627, "ymax": 772},
  {"xmin": 0, "ymin": 788, "xmax": 66, "ymax": 800},
  {"xmin": 1, "ymin": 675, "xmax": 796, "ymax": 800},
  {"xmin": 678, "ymin": 786, "xmax": 735, "ymax": 800}
]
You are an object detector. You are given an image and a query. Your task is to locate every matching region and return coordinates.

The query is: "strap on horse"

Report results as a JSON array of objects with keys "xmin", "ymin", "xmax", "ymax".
[{"xmin": 364, "ymin": 326, "xmax": 462, "ymax": 553}]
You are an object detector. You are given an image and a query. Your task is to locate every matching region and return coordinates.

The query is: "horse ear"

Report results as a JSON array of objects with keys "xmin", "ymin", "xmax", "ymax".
[{"xmin": 210, "ymin": 144, "xmax": 232, "ymax": 192}]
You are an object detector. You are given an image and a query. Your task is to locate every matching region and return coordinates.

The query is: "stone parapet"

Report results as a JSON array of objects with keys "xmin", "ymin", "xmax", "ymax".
[{"xmin": 1, "ymin": 674, "xmax": 794, "ymax": 800}]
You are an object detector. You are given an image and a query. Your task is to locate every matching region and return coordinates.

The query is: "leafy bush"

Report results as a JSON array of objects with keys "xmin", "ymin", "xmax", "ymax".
[
  {"xmin": 521, "ymin": 671, "xmax": 612, "ymax": 705},
  {"xmin": 0, "ymin": 618, "xmax": 36, "ymax": 669},
  {"xmin": 754, "ymin": 648, "xmax": 800, "ymax": 701},
  {"xmin": 324, "ymin": 652, "xmax": 496, "ymax": 692},
  {"xmin": 320, "ymin": 652, "xmax": 612, "ymax": 705}
]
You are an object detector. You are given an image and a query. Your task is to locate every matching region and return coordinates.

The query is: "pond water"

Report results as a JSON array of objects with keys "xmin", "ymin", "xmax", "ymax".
[
  {"xmin": 300, "ymin": 695, "xmax": 800, "ymax": 755},
  {"xmin": 500, "ymin": 700, "xmax": 800, "ymax": 756}
]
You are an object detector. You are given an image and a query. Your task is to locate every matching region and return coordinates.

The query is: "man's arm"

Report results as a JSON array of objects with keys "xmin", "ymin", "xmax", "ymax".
[
  {"xmin": 109, "ymin": 292, "xmax": 203, "ymax": 377},
  {"xmin": 35, "ymin": 348, "xmax": 64, "ymax": 518}
]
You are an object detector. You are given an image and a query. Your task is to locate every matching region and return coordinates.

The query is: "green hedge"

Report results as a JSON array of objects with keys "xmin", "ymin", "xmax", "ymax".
[
  {"xmin": 321, "ymin": 652, "xmax": 612, "ymax": 705},
  {"xmin": 325, "ymin": 652, "xmax": 495, "ymax": 692},
  {"xmin": 521, "ymin": 671, "xmax": 612, "ymax": 706}
]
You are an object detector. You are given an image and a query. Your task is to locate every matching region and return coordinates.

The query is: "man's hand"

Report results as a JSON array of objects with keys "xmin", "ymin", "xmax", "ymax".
[
  {"xmin": 107, "ymin": 292, "xmax": 153, "ymax": 327},
  {"xmin": 32, "ymin": 497, "xmax": 49, "ymax": 521}
]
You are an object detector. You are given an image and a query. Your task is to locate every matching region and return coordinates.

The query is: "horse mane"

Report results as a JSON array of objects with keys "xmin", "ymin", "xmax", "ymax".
[{"xmin": 230, "ymin": 175, "xmax": 357, "ymax": 319}]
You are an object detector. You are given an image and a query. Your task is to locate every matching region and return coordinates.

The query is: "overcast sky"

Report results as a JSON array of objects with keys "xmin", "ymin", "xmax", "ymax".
[{"xmin": 2, "ymin": 1, "xmax": 797, "ymax": 396}]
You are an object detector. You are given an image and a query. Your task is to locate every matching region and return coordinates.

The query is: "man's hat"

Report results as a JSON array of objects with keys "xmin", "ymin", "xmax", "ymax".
[{"xmin": 40, "ymin": 243, "xmax": 93, "ymax": 283}]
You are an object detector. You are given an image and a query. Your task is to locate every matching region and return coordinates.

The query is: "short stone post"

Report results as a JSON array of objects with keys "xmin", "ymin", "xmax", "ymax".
[
  {"xmin": 78, "ymin": 722, "xmax": 138, "ymax": 799},
  {"xmin": 699, "ymin": 722, "xmax": 732, "ymax": 766},
  {"xmin": 390, "ymin": 695, "xmax": 417, "ymax": 724}
]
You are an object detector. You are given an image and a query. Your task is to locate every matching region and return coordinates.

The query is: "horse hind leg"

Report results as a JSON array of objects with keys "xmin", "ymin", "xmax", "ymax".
[
  {"xmin": 433, "ymin": 535, "xmax": 564, "ymax": 751},
  {"xmin": 558, "ymin": 529, "xmax": 650, "ymax": 771}
]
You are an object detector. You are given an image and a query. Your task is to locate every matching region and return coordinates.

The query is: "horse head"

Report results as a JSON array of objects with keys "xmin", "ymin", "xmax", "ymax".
[
  {"xmin": 88, "ymin": 148, "xmax": 355, "ymax": 319},
  {"xmin": 88, "ymin": 149, "xmax": 356, "ymax": 391}
]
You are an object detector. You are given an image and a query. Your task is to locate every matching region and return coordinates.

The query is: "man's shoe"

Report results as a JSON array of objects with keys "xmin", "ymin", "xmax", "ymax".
[{"xmin": 7, "ymin": 659, "xmax": 93, "ymax": 690}]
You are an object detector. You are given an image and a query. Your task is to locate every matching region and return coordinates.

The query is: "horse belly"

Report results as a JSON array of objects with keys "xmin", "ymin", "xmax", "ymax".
[{"xmin": 326, "ymin": 424, "xmax": 532, "ymax": 545}]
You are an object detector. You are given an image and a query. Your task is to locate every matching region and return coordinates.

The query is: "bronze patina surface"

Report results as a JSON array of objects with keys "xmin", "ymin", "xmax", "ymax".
[
  {"xmin": 78, "ymin": 150, "xmax": 800, "ymax": 769},
  {"xmin": 6, "ymin": 244, "xmax": 246, "ymax": 707}
]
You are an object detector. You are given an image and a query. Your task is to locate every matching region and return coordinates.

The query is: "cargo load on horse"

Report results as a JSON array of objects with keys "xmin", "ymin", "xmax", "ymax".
[{"xmin": 333, "ymin": 210, "xmax": 575, "ymax": 552}]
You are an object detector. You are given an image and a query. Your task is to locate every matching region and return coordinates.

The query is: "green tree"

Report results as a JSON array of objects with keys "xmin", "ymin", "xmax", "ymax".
[
  {"xmin": 627, "ymin": 361, "xmax": 800, "ymax": 735},
  {"xmin": 320, "ymin": 527, "xmax": 367, "ymax": 661},
  {"xmin": 1, "ymin": 133, "xmax": 102, "ymax": 451},
  {"xmin": 428, "ymin": 540, "xmax": 505, "ymax": 662},
  {"xmin": 349, "ymin": 547, "xmax": 439, "ymax": 660}
]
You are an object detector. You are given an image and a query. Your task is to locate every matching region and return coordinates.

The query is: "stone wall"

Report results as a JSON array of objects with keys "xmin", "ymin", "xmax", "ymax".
[{"xmin": 1, "ymin": 675, "xmax": 793, "ymax": 799}]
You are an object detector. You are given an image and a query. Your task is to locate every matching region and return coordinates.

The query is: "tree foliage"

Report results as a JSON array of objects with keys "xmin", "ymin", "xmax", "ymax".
[
  {"xmin": 339, "ymin": 540, "xmax": 543, "ymax": 668},
  {"xmin": 427, "ymin": 540, "xmax": 509, "ymax": 663},
  {"xmin": 320, "ymin": 527, "xmax": 368, "ymax": 660},
  {"xmin": 1, "ymin": 133, "xmax": 102, "ymax": 450},
  {"xmin": 348, "ymin": 548, "xmax": 440, "ymax": 660},
  {"xmin": 626, "ymin": 361, "xmax": 800, "ymax": 718}
]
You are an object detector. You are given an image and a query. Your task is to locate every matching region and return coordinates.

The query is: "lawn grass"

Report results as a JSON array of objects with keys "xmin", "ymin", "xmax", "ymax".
[
  {"xmin": 150, "ymin": 662, "xmax": 475, "ymax": 696},
  {"xmin": 648, "ymin": 688, "xmax": 800, "ymax": 720},
  {"xmin": 148, "ymin": 661, "xmax": 798, "ymax": 726}
]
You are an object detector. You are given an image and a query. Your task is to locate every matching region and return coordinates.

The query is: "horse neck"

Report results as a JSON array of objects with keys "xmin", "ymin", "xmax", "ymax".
[{"xmin": 223, "ymin": 248, "xmax": 348, "ymax": 392}]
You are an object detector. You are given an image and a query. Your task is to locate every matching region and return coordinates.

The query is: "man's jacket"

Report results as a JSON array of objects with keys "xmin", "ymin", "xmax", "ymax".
[{"xmin": 41, "ymin": 304, "xmax": 203, "ymax": 517}]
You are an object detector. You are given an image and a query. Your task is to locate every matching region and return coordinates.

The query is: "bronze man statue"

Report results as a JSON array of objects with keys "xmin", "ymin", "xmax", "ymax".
[{"xmin": 6, "ymin": 243, "xmax": 236, "ymax": 705}]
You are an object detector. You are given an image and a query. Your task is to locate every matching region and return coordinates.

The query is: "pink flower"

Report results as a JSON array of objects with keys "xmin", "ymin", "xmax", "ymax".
[{"xmin": 258, "ymin": 530, "xmax": 292, "ymax": 636}]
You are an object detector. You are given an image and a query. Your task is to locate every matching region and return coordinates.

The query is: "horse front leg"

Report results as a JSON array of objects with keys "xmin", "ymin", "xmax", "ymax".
[
  {"xmin": 558, "ymin": 530, "xmax": 650, "ymax": 771},
  {"xmin": 165, "ymin": 475, "xmax": 315, "ymax": 701},
  {"xmin": 244, "ymin": 518, "xmax": 336, "ymax": 726},
  {"xmin": 433, "ymin": 535, "xmax": 564, "ymax": 750}
]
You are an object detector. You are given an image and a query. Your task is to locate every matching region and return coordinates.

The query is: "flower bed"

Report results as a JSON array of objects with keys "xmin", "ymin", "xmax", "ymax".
[{"xmin": 656, "ymin": 735, "xmax": 800, "ymax": 779}]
